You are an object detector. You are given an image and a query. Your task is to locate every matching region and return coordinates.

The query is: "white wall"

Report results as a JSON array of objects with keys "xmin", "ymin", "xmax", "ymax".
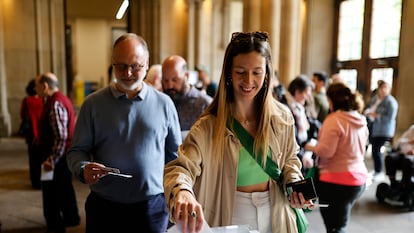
[{"xmin": 73, "ymin": 19, "xmax": 109, "ymax": 86}]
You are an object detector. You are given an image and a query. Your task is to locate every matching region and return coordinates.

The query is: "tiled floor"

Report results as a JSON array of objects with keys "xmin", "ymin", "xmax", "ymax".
[{"xmin": 1, "ymin": 137, "xmax": 413, "ymax": 233}]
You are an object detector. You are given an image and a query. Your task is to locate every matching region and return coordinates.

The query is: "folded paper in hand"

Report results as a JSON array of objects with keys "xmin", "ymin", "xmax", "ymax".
[{"xmin": 41, "ymin": 164, "xmax": 54, "ymax": 181}]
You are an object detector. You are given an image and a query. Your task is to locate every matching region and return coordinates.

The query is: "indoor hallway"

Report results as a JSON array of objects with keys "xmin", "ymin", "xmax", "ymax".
[{"xmin": 0, "ymin": 137, "xmax": 413, "ymax": 233}]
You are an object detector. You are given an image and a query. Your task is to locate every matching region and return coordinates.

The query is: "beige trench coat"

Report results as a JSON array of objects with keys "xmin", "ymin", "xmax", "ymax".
[{"xmin": 164, "ymin": 102, "xmax": 303, "ymax": 233}]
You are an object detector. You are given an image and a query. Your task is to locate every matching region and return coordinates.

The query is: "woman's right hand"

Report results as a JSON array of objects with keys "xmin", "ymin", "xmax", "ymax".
[{"xmin": 173, "ymin": 190, "xmax": 205, "ymax": 233}]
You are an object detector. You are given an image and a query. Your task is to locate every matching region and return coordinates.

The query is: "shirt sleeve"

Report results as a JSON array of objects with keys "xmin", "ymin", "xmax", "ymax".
[
  {"xmin": 49, "ymin": 101, "xmax": 69, "ymax": 163},
  {"xmin": 313, "ymin": 117, "xmax": 340, "ymax": 159},
  {"xmin": 165, "ymin": 100, "xmax": 182, "ymax": 164}
]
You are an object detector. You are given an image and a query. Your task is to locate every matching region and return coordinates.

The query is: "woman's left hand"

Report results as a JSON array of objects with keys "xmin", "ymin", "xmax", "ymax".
[
  {"xmin": 289, "ymin": 191, "xmax": 315, "ymax": 210},
  {"xmin": 42, "ymin": 156, "xmax": 54, "ymax": 171}
]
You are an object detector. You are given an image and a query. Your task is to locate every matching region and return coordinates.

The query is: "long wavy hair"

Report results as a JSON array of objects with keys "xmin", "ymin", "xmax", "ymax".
[{"xmin": 201, "ymin": 31, "xmax": 276, "ymax": 163}]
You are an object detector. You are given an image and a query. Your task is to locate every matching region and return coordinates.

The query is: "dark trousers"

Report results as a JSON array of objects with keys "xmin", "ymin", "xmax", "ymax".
[
  {"xmin": 85, "ymin": 192, "xmax": 169, "ymax": 233},
  {"xmin": 318, "ymin": 181, "xmax": 365, "ymax": 233},
  {"xmin": 27, "ymin": 142, "xmax": 41, "ymax": 189},
  {"xmin": 371, "ymin": 136, "xmax": 391, "ymax": 173},
  {"xmin": 42, "ymin": 159, "xmax": 80, "ymax": 233},
  {"xmin": 385, "ymin": 152, "xmax": 414, "ymax": 184}
]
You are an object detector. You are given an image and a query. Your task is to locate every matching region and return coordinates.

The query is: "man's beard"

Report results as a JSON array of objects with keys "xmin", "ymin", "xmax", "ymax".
[
  {"xmin": 165, "ymin": 82, "xmax": 187, "ymax": 100},
  {"xmin": 115, "ymin": 77, "xmax": 142, "ymax": 91},
  {"xmin": 166, "ymin": 89, "xmax": 185, "ymax": 100}
]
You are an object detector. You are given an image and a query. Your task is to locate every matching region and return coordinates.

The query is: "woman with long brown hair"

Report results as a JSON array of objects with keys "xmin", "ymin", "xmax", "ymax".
[{"xmin": 164, "ymin": 31, "xmax": 311, "ymax": 233}]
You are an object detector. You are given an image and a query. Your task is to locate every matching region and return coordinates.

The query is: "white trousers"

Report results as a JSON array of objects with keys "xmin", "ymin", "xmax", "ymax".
[{"xmin": 232, "ymin": 191, "xmax": 272, "ymax": 233}]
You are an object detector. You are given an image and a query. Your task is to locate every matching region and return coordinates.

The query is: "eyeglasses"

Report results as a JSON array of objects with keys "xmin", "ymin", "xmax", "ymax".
[
  {"xmin": 231, "ymin": 31, "xmax": 269, "ymax": 42},
  {"xmin": 112, "ymin": 63, "xmax": 146, "ymax": 73}
]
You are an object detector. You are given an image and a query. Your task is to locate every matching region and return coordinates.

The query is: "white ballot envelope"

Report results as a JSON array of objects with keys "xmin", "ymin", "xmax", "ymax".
[
  {"xmin": 40, "ymin": 164, "xmax": 54, "ymax": 181},
  {"xmin": 167, "ymin": 220, "xmax": 214, "ymax": 233},
  {"xmin": 167, "ymin": 221, "xmax": 252, "ymax": 233}
]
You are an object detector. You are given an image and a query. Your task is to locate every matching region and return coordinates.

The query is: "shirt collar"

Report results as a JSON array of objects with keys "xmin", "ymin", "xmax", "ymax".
[
  {"xmin": 186, "ymin": 85, "xmax": 199, "ymax": 98},
  {"xmin": 109, "ymin": 82, "xmax": 149, "ymax": 100}
]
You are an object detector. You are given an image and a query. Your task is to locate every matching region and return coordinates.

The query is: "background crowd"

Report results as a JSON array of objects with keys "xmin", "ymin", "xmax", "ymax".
[{"xmin": 18, "ymin": 31, "xmax": 410, "ymax": 233}]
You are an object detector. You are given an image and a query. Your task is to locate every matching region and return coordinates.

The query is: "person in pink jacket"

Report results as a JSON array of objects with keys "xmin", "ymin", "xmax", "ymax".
[{"xmin": 305, "ymin": 82, "xmax": 369, "ymax": 233}]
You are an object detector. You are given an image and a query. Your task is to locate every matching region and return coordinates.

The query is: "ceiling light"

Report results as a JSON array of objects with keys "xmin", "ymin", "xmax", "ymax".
[{"xmin": 116, "ymin": 0, "xmax": 129, "ymax": 20}]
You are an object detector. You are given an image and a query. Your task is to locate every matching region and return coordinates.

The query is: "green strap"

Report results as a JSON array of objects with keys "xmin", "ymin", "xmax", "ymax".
[
  {"xmin": 232, "ymin": 119, "xmax": 308, "ymax": 233},
  {"xmin": 232, "ymin": 119, "xmax": 282, "ymax": 181}
]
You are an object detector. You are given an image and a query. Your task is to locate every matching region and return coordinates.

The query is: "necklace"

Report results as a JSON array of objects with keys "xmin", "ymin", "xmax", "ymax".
[
  {"xmin": 234, "ymin": 108, "xmax": 256, "ymax": 127},
  {"xmin": 240, "ymin": 118, "xmax": 256, "ymax": 127},
  {"xmin": 244, "ymin": 119, "xmax": 252, "ymax": 126}
]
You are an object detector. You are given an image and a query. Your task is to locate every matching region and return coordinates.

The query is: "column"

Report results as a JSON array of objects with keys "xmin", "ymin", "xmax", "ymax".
[
  {"xmin": 186, "ymin": 0, "xmax": 196, "ymax": 68},
  {"xmin": 279, "ymin": 0, "xmax": 302, "ymax": 85},
  {"xmin": 396, "ymin": 0, "xmax": 414, "ymax": 132},
  {"xmin": 129, "ymin": 0, "xmax": 163, "ymax": 64},
  {"xmin": 261, "ymin": 0, "xmax": 281, "ymax": 73},
  {"xmin": 50, "ymin": 0, "xmax": 67, "ymax": 92},
  {"xmin": 242, "ymin": 0, "xmax": 261, "ymax": 31},
  {"xmin": 0, "ymin": 1, "xmax": 12, "ymax": 136},
  {"xmin": 34, "ymin": 0, "xmax": 66, "ymax": 90},
  {"xmin": 238, "ymin": 0, "xmax": 282, "ymax": 79}
]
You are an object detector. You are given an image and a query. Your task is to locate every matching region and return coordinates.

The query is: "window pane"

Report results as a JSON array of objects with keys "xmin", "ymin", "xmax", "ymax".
[
  {"xmin": 337, "ymin": 0, "xmax": 365, "ymax": 61},
  {"xmin": 339, "ymin": 69, "xmax": 358, "ymax": 91},
  {"xmin": 371, "ymin": 68, "xmax": 394, "ymax": 91},
  {"xmin": 370, "ymin": 0, "xmax": 402, "ymax": 58}
]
